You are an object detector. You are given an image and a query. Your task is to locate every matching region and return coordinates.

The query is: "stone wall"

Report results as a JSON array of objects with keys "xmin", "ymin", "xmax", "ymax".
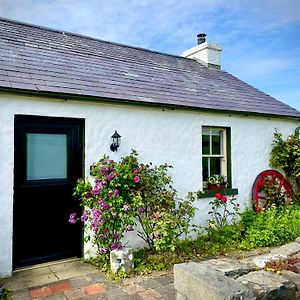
[{"xmin": 174, "ymin": 239, "xmax": 300, "ymax": 299}]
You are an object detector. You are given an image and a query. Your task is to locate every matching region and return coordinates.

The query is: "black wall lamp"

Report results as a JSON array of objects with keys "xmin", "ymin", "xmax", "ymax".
[{"xmin": 110, "ymin": 131, "xmax": 121, "ymax": 152}]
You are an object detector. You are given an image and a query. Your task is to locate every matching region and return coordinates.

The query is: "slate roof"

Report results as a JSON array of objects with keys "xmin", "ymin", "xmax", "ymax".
[{"xmin": 0, "ymin": 18, "xmax": 299, "ymax": 118}]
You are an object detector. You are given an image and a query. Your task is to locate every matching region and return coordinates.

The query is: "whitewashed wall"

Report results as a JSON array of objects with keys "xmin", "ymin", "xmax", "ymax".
[{"xmin": 0, "ymin": 93, "xmax": 299, "ymax": 277}]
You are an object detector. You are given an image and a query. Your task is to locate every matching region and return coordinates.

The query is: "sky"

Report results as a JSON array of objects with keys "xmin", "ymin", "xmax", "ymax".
[{"xmin": 0, "ymin": 0, "xmax": 299, "ymax": 111}]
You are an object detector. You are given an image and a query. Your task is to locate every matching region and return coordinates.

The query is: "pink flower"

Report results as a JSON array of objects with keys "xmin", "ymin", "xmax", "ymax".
[
  {"xmin": 153, "ymin": 232, "xmax": 160, "ymax": 238},
  {"xmin": 81, "ymin": 211, "xmax": 88, "ymax": 222},
  {"xmin": 133, "ymin": 169, "xmax": 140, "ymax": 175},
  {"xmin": 114, "ymin": 189, "xmax": 120, "ymax": 196},
  {"xmin": 68, "ymin": 212, "xmax": 77, "ymax": 224},
  {"xmin": 123, "ymin": 204, "xmax": 130, "ymax": 212},
  {"xmin": 126, "ymin": 225, "xmax": 134, "ymax": 232},
  {"xmin": 133, "ymin": 176, "xmax": 141, "ymax": 183},
  {"xmin": 98, "ymin": 198, "xmax": 103, "ymax": 204},
  {"xmin": 100, "ymin": 247, "xmax": 108, "ymax": 253}
]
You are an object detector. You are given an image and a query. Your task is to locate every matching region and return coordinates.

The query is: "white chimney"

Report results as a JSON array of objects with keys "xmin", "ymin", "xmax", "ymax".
[{"xmin": 182, "ymin": 33, "xmax": 222, "ymax": 69}]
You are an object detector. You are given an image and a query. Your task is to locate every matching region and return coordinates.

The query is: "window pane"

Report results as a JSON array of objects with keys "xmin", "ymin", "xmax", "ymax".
[
  {"xmin": 202, "ymin": 130, "xmax": 210, "ymax": 155},
  {"xmin": 202, "ymin": 157, "xmax": 209, "ymax": 181},
  {"xmin": 209, "ymin": 157, "xmax": 221, "ymax": 176},
  {"xmin": 27, "ymin": 133, "xmax": 67, "ymax": 180},
  {"xmin": 212, "ymin": 130, "xmax": 223, "ymax": 155}
]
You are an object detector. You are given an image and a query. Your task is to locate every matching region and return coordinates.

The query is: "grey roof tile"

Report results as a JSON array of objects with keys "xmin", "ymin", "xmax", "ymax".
[{"xmin": 0, "ymin": 17, "xmax": 299, "ymax": 118}]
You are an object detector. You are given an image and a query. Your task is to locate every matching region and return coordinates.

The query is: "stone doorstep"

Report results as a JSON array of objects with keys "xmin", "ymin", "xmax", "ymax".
[{"xmin": 174, "ymin": 262, "xmax": 256, "ymax": 300}]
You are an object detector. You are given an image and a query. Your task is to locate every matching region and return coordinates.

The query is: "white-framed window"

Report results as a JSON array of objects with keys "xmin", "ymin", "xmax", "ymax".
[{"xmin": 202, "ymin": 127, "xmax": 227, "ymax": 186}]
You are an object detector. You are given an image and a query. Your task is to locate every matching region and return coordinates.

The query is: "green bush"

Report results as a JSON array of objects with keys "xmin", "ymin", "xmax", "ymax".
[
  {"xmin": 270, "ymin": 130, "xmax": 300, "ymax": 198},
  {"xmin": 239, "ymin": 205, "xmax": 300, "ymax": 249}
]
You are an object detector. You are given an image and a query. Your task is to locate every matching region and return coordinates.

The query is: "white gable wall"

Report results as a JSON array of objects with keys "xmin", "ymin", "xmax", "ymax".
[{"xmin": 0, "ymin": 93, "xmax": 298, "ymax": 277}]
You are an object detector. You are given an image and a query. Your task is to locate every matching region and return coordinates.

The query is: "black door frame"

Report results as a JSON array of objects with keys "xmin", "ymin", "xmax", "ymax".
[{"xmin": 13, "ymin": 115, "xmax": 84, "ymax": 268}]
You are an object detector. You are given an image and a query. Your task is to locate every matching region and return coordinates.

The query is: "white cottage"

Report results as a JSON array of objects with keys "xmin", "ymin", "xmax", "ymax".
[{"xmin": 0, "ymin": 18, "xmax": 299, "ymax": 277}]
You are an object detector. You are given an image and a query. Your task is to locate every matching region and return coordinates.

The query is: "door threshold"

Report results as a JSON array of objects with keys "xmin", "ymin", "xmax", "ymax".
[{"xmin": 14, "ymin": 257, "xmax": 80, "ymax": 273}]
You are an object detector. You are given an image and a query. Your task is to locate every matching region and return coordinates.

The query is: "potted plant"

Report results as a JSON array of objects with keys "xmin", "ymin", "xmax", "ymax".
[{"xmin": 207, "ymin": 174, "xmax": 227, "ymax": 190}]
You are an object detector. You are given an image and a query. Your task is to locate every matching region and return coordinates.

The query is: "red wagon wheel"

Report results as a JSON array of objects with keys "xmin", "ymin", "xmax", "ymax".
[{"xmin": 252, "ymin": 169, "xmax": 293, "ymax": 212}]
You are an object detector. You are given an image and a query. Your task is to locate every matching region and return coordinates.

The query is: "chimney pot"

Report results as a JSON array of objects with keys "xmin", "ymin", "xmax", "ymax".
[{"xmin": 197, "ymin": 33, "xmax": 206, "ymax": 44}]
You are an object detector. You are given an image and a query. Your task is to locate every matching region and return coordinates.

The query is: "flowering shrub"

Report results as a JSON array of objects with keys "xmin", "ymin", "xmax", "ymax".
[
  {"xmin": 71, "ymin": 150, "xmax": 196, "ymax": 257},
  {"xmin": 207, "ymin": 193, "xmax": 240, "ymax": 228}
]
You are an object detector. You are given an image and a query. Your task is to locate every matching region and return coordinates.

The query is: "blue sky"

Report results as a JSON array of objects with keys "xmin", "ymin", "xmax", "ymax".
[{"xmin": 1, "ymin": 0, "xmax": 299, "ymax": 110}]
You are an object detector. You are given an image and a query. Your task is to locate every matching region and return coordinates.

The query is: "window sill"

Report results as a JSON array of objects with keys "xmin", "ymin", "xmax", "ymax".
[{"xmin": 197, "ymin": 188, "xmax": 239, "ymax": 199}]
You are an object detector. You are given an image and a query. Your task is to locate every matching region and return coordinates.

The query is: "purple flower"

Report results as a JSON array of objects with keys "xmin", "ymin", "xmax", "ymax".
[
  {"xmin": 92, "ymin": 221, "xmax": 98, "ymax": 233},
  {"xmin": 126, "ymin": 225, "xmax": 134, "ymax": 232},
  {"xmin": 109, "ymin": 167, "xmax": 115, "ymax": 172},
  {"xmin": 98, "ymin": 197, "xmax": 103, "ymax": 204},
  {"xmin": 109, "ymin": 159, "xmax": 114, "ymax": 163},
  {"xmin": 68, "ymin": 212, "xmax": 77, "ymax": 224},
  {"xmin": 107, "ymin": 192, "xmax": 112, "ymax": 198},
  {"xmin": 106, "ymin": 173, "xmax": 115, "ymax": 181},
  {"xmin": 113, "ymin": 232, "xmax": 119, "ymax": 240},
  {"xmin": 102, "ymin": 161, "xmax": 108, "ymax": 165},
  {"xmin": 100, "ymin": 202, "xmax": 110, "ymax": 211},
  {"xmin": 138, "ymin": 208, "xmax": 144, "ymax": 215},
  {"xmin": 133, "ymin": 176, "xmax": 141, "ymax": 183},
  {"xmin": 81, "ymin": 211, "xmax": 88, "ymax": 222},
  {"xmin": 110, "ymin": 243, "xmax": 122, "ymax": 250},
  {"xmin": 99, "ymin": 217, "xmax": 104, "ymax": 224},
  {"xmin": 86, "ymin": 192, "xmax": 92, "ymax": 199},
  {"xmin": 100, "ymin": 247, "xmax": 108, "ymax": 253},
  {"xmin": 93, "ymin": 209, "xmax": 102, "ymax": 219},
  {"xmin": 114, "ymin": 189, "xmax": 120, "ymax": 196},
  {"xmin": 100, "ymin": 167, "xmax": 108, "ymax": 175},
  {"xmin": 153, "ymin": 232, "xmax": 160, "ymax": 238},
  {"xmin": 103, "ymin": 228, "xmax": 108, "ymax": 234},
  {"xmin": 123, "ymin": 204, "xmax": 130, "ymax": 212},
  {"xmin": 92, "ymin": 186, "xmax": 101, "ymax": 195}
]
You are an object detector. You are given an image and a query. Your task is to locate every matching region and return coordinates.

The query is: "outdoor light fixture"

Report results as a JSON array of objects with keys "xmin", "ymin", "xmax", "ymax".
[{"xmin": 110, "ymin": 131, "xmax": 121, "ymax": 152}]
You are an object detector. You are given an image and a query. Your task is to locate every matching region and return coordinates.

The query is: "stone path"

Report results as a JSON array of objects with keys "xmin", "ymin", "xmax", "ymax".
[
  {"xmin": 2, "ymin": 259, "xmax": 175, "ymax": 300},
  {"xmin": 4, "ymin": 240, "xmax": 300, "ymax": 300}
]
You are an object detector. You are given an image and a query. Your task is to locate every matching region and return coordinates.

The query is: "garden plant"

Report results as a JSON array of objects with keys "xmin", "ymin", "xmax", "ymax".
[{"xmin": 71, "ymin": 150, "xmax": 196, "ymax": 264}]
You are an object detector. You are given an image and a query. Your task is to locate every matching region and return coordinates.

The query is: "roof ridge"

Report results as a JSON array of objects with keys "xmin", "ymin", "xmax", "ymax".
[{"xmin": 0, "ymin": 17, "xmax": 191, "ymax": 62}]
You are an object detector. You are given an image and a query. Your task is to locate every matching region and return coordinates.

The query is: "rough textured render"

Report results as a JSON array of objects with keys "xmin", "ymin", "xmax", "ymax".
[{"xmin": 0, "ymin": 17, "xmax": 299, "ymax": 118}]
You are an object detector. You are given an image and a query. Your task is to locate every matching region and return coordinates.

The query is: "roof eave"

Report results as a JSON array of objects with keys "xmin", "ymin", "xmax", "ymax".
[{"xmin": 0, "ymin": 87, "xmax": 300, "ymax": 121}]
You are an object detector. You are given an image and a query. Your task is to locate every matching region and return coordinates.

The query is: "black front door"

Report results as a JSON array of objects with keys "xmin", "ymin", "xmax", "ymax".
[{"xmin": 13, "ymin": 115, "xmax": 84, "ymax": 268}]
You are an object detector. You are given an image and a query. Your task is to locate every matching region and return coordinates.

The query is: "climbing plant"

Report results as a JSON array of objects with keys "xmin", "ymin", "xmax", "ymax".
[{"xmin": 270, "ymin": 129, "xmax": 300, "ymax": 198}]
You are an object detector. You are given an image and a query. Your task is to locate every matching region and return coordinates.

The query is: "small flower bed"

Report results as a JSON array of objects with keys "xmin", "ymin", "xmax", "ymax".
[{"xmin": 264, "ymin": 257, "xmax": 300, "ymax": 273}]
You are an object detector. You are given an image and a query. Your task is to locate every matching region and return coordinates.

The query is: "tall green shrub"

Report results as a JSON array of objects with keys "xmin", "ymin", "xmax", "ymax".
[{"xmin": 270, "ymin": 130, "xmax": 300, "ymax": 198}]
